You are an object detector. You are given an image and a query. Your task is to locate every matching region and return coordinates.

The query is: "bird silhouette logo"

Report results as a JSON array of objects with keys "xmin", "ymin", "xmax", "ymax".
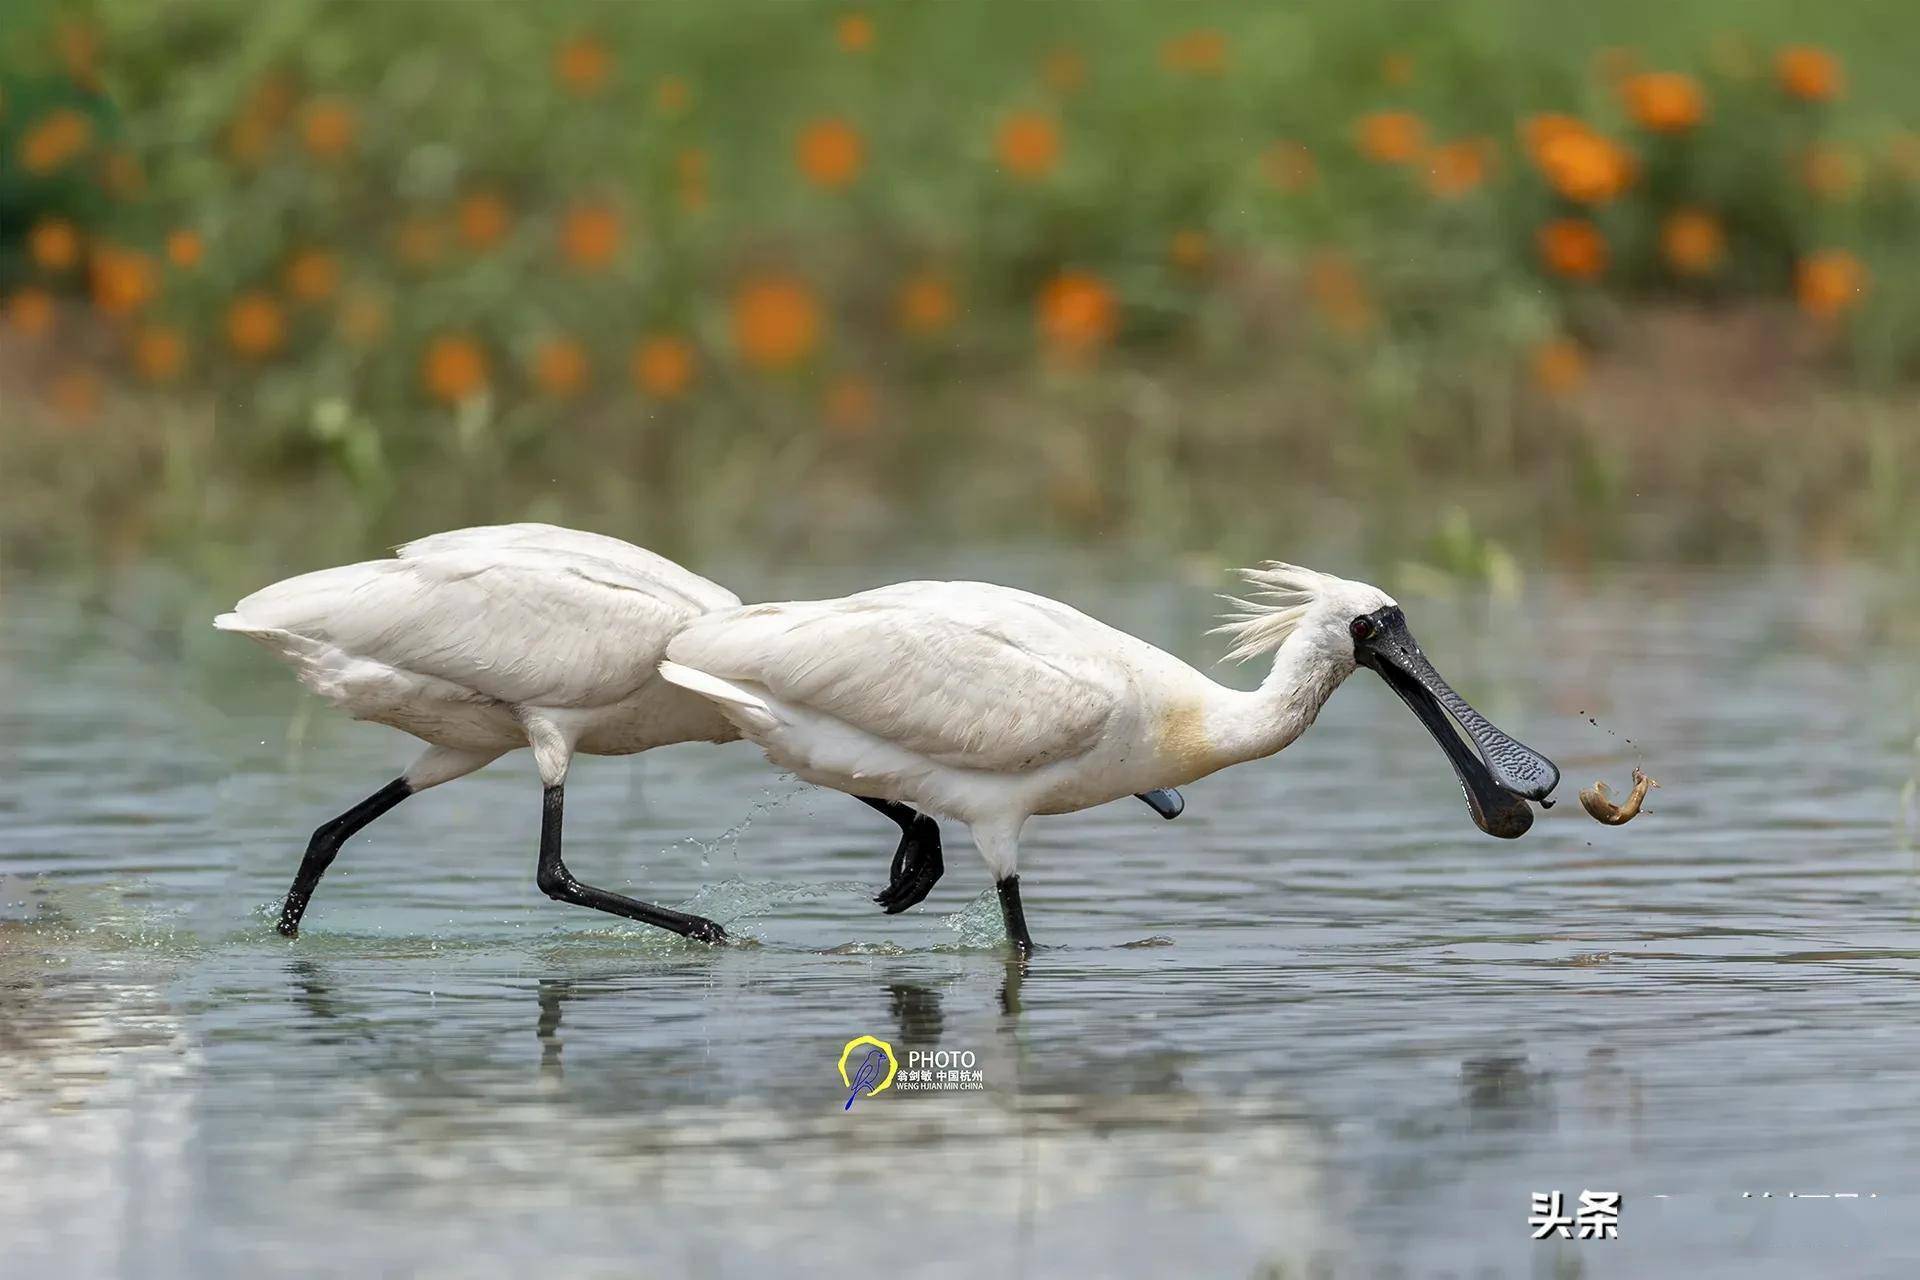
[{"xmin": 837, "ymin": 1035, "xmax": 898, "ymax": 1110}]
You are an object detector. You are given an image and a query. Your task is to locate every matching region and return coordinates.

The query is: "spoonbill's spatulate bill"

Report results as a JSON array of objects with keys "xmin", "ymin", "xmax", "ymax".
[
  {"xmin": 659, "ymin": 564, "xmax": 1560, "ymax": 955},
  {"xmin": 216, "ymin": 524, "xmax": 748, "ymax": 941},
  {"xmin": 216, "ymin": 523, "xmax": 1187, "ymax": 943}
]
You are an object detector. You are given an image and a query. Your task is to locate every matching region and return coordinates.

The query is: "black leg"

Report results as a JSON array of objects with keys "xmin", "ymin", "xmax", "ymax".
[
  {"xmin": 860, "ymin": 796, "xmax": 944, "ymax": 913},
  {"xmin": 996, "ymin": 875, "xmax": 1035, "ymax": 957},
  {"xmin": 279, "ymin": 777, "xmax": 412, "ymax": 937},
  {"xmin": 534, "ymin": 785, "xmax": 727, "ymax": 944}
]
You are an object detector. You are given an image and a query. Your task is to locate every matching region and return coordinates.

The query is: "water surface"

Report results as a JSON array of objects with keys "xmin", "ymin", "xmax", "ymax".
[{"xmin": 3, "ymin": 558, "xmax": 1917, "ymax": 1278}]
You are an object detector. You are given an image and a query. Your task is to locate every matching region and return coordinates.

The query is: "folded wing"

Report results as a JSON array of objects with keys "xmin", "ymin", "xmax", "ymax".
[
  {"xmin": 220, "ymin": 524, "xmax": 738, "ymax": 709},
  {"xmin": 666, "ymin": 582, "xmax": 1127, "ymax": 772}
]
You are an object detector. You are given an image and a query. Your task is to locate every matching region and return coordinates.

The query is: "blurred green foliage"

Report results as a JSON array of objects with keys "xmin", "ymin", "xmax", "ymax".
[{"xmin": 2, "ymin": 0, "xmax": 1917, "ymax": 567}]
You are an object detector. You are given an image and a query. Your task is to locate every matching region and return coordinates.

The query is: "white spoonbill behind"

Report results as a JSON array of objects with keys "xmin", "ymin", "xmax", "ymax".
[
  {"xmin": 216, "ymin": 523, "xmax": 742, "ymax": 941},
  {"xmin": 660, "ymin": 565, "xmax": 1560, "ymax": 954}
]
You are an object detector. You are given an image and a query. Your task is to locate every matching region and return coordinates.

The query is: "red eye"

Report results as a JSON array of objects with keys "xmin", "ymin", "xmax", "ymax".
[{"xmin": 1350, "ymin": 616, "xmax": 1376, "ymax": 641}]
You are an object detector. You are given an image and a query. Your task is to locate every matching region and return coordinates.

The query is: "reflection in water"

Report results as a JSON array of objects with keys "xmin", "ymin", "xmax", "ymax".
[
  {"xmin": 3, "ymin": 566, "xmax": 1919, "ymax": 1275},
  {"xmin": 1460, "ymin": 1054, "xmax": 1552, "ymax": 1131},
  {"xmin": 889, "ymin": 977, "xmax": 947, "ymax": 1045},
  {"xmin": 536, "ymin": 977, "xmax": 567, "ymax": 1077}
]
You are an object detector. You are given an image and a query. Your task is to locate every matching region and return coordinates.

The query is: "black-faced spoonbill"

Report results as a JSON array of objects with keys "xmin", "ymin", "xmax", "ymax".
[
  {"xmin": 216, "ymin": 524, "xmax": 748, "ymax": 941},
  {"xmin": 658, "ymin": 564, "xmax": 1560, "ymax": 955},
  {"xmin": 217, "ymin": 523, "xmax": 1185, "ymax": 942}
]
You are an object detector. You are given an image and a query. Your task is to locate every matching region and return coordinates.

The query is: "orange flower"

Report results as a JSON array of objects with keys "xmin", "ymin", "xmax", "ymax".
[
  {"xmin": 225, "ymin": 114, "xmax": 276, "ymax": 166},
  {"xmin": 1041, "ymin": 49, "xmax": 1086, "ymax": 94},
  {"xmin": 554, "ymin": 35, "xmax": 612, "ymax": 96},
  {"xmin": 244, "ymin": 73, "xmax": 299, "ymax": 128},
  {"xmin": 996, "ymin": 111, "xmax": 1061, "ymax": 179},
  {"xmin": 132, "ymin": 325, "xmax": 187, "ymax": 383},
  {"xmin": 1798, "ymin": 144, "xmax": 1862, "ymax": 200},
  {"xmin": 823, "ymin": 374, "xmax": 878, "ymax": 438},
  {"xmin": 227, "ymin": 292, "xmax": 286, "ymax": 359},
  {"xmin": 1776, "ymin": 46, "xmax": 1842, "ymax": 102},
  {"xmin": 284, "ymin": 249, "xmax": 340, "ymax": 303},
  {"xmin": 6, "ymin": 287, "xmax": 56, "ymax": 338},
  {"xmin": 655, "ymin": 76, "xmax": 693, "ymax": 115},
  {"xmin": 1306, "ymin": 252, "xmax": 1374, "ymax": 336},
  {"xmin": 394, "ymin": 215, "xmax": 448, "ymax": 269},
  {"xmin": 532, "ymin": 337, "xmax": 591, "ymax": 399},
  {"xmin": 300, "ymin": 98, "xmax": 356, "ymax": 160},
  {"xmin": 732, "ymin": 276, "xmax": 822, "ymax": 370},
  {"xmin": 56, "ymin": 18, "xmax": 100, "ymax": 87},
  {"xmin": 166, "ymin": 229, "xmax": 204, "ymax": 269},
  {"xmin": 1261, "ymin": 140, "xmax": 1317, "ymax": 193},
  {"xmin": 676, "ymin": 148, "xmax": 709, "ymax": 212},
  {"xmin": 337, "ymin": 289, "xmax": 389, "ymax": 347},
  {"xmin": 559, "ymin": 203, "xmax": 623, "ymax": 269},
  {"xmin": 1525, "ymin": 116, "xmax": 1635, "ymax": 204},
  {"xmin": 1356, "ymin": 111, "xmax": 1426, "ymax": 164},
  {"xmin": 796, "ymin": 118, "xmax": 864, "ymax": 188},
  {"xmin": 18, "ymin": 109, "xmax": 93, "ymax": 175},
  {"xmin": 1531, "ymin": 338, "xmax": 1586, "ymax": 395},
  {"xmin": 1380, "ymin": 52, "xmax": 1415, "ymax": 86},
  {"xmin": 1621, "ymin": 72, "xmax": 1706, "ymax": 133},
  {"xmin": 1037, "ymin": 270, "xmax": 1117, "ymax": 356},
  {"xmin": 28, "ymin": 217, "xmax": 82, "ymax": 271},
  {"xmin": 89, "ymin": 246, "xmax": 159, "ymax": 317},
  {"xmin": 458, "ymin": 191, "xmax": 512, "ymax": 250},
  {"xmin": 896, "ymin": 271, "xmax": 956, "ymax": 334},
  {"xmin": 422, "ymin": 334, "xmax": 490, "ymax": 404},
  {"xmin": 1160, "ymin": 29, "xmax": 1227, "ymax": 76},
  {"xmin": 1536, "ymin": 218, "xmax": 1608, "ymax": 280},
  {"xmin": 47, "ymin": 368, "xmax": 101, "ymax": 425},
  {"xmin": 1660, "ymin": 208, "xmax": 1725, "ymax": 276},
  {"xmin": 1424, "ymin": 139, "xmax": 1494, "ymax": 199},
  {"xmin": 1168, "ymin": 229, "xmax": 1210, "ymax": 271},
  {"xmin": 1796, "ymin": 250, "xmax": 1867, "ymax": 320},
  {"xmin": 1593, "ymin": 47, "xmax": 1641, "ymax": 84},
  {"xmin": 100, "ymin": 150, "xmax": 146, "ymax": 198},
  {"xmin": 1522, "ymin": 114, "xmax": 1587, "ymax": 161},
  {"xmin": 836, "ymin": 13, "xmax": 874, "ymax": 53},
  {"xmin": 632, "ymin": 334, "xmax": 697, "ymax": 399}
]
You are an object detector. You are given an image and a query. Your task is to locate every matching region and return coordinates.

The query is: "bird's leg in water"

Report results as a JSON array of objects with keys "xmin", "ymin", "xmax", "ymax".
[
  {"xmin": 996, "ymin": 875, "xmax": 1035, "ymax": 957},
  {"xmin": 862, "ymin": 796, "xmax": 944, "ymax": 913},
  {"xmin": 534, "ymin": 785, "xmax": 728, "ymax": 943},
  {"xmin": 278, "ymin": 777, "xmax": 413, "ymax": 937}
]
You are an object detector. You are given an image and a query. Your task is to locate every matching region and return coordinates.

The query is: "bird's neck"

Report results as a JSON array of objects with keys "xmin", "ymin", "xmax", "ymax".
[{"xmin": 1203, "ymin": 635, "xmax": 1351, "ymax": 769}]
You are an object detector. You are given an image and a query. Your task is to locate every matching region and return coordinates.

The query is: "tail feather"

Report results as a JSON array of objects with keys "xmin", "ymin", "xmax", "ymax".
[{"xmin": 658, "ymin": 660, "xmax": 779, "ymax": 733}]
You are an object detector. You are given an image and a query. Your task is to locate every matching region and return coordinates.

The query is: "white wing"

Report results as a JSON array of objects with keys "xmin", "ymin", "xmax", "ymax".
[
  {"xmin": 218, "ymin": 524, "xmax": 738, "ymax": 709},
  {"xmin": 396, "ymin": 523, "xmax": 739, "ymax": 613},
  {"xmin": 666, "ymin": 581, "xmax": 1131, "ymax": 772}
]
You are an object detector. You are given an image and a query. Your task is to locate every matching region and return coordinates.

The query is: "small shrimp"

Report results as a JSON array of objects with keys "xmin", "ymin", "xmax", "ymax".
[{"xmin": 1580, "ymin": 767, "xmax": 1658, "ymax": 825}]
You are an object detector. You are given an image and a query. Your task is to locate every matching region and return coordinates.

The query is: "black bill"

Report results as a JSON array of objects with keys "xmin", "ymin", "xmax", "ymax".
[
  {"xmin": 1353, "ymin": 605, "xmax": 1559, "ymax": 839},
  {"xmin": 1135, "ymin": 788, "xmax": 1185, "ymax": 820}
]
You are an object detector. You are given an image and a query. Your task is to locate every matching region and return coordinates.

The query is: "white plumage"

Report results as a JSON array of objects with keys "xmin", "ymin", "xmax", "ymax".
[
  {"xmin": 218, "ymin": 523, "xmax": 741, "ymax": 787},
  {"xmin": 217, "ymin": 523, "xmax": 743, "ymax": 940},
  {"xmin": 661, "ymin": 564, "xmax": 1559, "ymax": 952}
]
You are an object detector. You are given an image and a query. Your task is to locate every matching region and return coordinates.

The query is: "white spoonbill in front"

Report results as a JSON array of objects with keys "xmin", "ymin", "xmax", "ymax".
[{"xmin": 660, "ymin": 564, "xmax": 1560, "ymax": 954}]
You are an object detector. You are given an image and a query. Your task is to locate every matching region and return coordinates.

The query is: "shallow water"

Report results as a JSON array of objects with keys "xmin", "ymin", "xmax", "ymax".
[{"xmin": 3, "ymin": 556, "xmax": 1918, "ymax": 1278}]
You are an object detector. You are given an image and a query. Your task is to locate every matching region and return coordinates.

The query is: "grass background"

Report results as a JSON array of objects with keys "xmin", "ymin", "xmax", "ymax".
[{"xmin": 2, "ymin": 0, "xmax": 1917, "ymax": 577}]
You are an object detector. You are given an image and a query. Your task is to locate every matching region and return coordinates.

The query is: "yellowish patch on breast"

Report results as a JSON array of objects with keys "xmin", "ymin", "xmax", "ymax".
[{"xmin": 1154, "ymin": 700, "xmax": 1219, "ymax": 779}]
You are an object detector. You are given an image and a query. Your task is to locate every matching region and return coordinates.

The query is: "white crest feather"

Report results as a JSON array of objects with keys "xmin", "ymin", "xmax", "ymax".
[{"xmin": 1209, "ymin": 562, "xmax": 1329, "ymax": 663}]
